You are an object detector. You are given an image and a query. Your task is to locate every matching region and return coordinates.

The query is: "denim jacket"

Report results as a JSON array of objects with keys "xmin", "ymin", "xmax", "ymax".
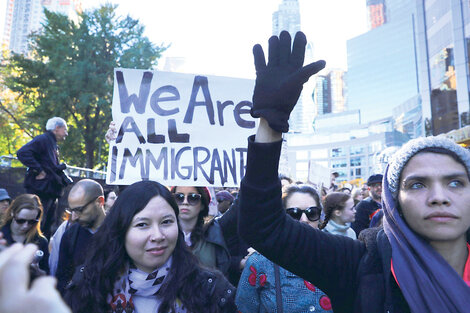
[{"xmin": 236, "ymin": 252, "xmax": 333, "ymax": 313}]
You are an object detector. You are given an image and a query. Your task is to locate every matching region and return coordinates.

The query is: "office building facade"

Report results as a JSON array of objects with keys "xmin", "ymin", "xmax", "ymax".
[
  {"xmin": 2, "ymin": 0, "xmax": 81, "ymax": 54},
  {"xmin": 347, "ymin": 0, "xmax": 420, "ymax": 124},
  {"xmin": 286, "ymin": 112, "xmax": 409, "ymax": 182},
  {"xmin": 415, "ymin": 0, "xmax": 470, "ymax": 136}
]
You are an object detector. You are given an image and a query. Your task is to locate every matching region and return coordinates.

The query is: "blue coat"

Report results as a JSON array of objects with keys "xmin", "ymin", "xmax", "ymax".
[{"xmin": 236, "ymin": 252, "xmax": 333, "ymax": 313}]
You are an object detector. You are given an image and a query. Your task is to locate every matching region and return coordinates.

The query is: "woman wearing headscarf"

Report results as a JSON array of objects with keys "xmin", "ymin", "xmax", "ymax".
[{"xmin": 238, "ymin": 30, "xmax": 470, "ymax": 312}]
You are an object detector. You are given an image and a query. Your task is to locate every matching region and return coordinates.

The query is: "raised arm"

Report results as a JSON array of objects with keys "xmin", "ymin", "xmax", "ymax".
[{"xmin": 238, "ymin": 31, "xmax": 366, "ymax": 309}]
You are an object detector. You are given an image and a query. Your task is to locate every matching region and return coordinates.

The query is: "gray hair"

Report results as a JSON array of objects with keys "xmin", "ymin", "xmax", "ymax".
[{"xmin": 45, "ymin": 117, "xmax": 66, "ymax": 131}]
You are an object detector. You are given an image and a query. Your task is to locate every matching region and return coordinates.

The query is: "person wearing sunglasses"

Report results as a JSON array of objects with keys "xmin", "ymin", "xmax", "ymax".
[
  {"xmin": 319, "ymin": 192, "xmax": 356, "ymax": 240},
  {"xmin": 0, "ymin": 194, "xmax": 49, "ymax": 274},
  {"xmin": 170, "ymin": 186, "xmax": 231, "ymax": 276},
  {"xmin": 236, "ymin": 184, "xmax": 333, "ymax": 312}
]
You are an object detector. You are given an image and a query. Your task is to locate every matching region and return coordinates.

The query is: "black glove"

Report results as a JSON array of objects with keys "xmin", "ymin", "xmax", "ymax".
[{"xmin": 251, "ymin": 31, "xmax": 326, "ymax": 133}]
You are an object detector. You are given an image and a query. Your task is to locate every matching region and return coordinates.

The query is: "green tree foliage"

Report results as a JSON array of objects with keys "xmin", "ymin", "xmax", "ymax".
[{"xmin": 1, "ymin": 4, "xmax": 167, "ymax": 169}]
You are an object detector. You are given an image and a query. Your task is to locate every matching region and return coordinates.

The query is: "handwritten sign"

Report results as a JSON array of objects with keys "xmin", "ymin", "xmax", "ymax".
[{"xmin": 106, "ymin": 68, "xmax": 256, "ymax": 187}]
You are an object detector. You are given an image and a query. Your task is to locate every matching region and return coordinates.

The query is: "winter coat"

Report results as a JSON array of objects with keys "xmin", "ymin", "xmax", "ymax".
[
  {"xmin": 236, "ymin": 252, "xmax": 333, "ymax": 313},
  {"xmin": 17, "ymin": 131, "xmax": 67, "ymax": 198},
  {"xmin": 238, "ymin": 136, "xmax": 411, "ymax": 313}
]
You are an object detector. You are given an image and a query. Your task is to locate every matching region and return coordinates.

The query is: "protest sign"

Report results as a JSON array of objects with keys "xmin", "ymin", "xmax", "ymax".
[
  {"xmin": 106, "ymin": 68, "xmax": 256, "ymax": 187},
  {"xmin": 308, "ymin": 160, "xmax": 331, "ymax": 188}
]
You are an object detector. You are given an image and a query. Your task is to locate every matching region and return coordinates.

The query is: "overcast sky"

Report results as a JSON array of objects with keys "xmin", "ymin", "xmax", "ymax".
[{"xmin": 1, "ymin": 0, "xmax": 368, "ymax": 78}]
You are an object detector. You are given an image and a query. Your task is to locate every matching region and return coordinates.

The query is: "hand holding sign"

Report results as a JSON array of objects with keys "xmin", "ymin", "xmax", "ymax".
[{"xmin": 251, "ymin": 31, "xmax": 326, "ymax": 133}]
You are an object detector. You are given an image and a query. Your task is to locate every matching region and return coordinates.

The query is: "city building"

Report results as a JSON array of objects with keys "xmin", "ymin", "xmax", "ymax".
[
  {"xmin": 414, "ymin": 0, "xmax": 470, "ymax": 136},
  {"xmin": 313, "ymin": 69, "xmax": 347, "ymax": 118},
  {"xmin": 328, "ymin": 69, "xmax": 347, "ymax": 113},
  {"xmin": 313, "ymin": 75, "xmax": 330, "ymax": 116},
  {"xmin": 393, "ymin": 95, "xmax": 423, "ymax": 139},
  {"xmin": 272, "ymin": 0, "xmax": 316, "ymax": 133},
  {"xmin": 286, "ymin": 111, "xmax": 409, "ymax": 182},
  {"xmin": 272, "ymin": 0, "xmax": 300, "ymax": 38},
  {"xmin": 2, "ymin": 0, "xmax": 81, "ymax": 54},
  {"xmin": 346, "ymin": 0, "xmax": 419, "ymax": 124},
  {"xmin": 367, "ymin": 0, "xmax": 387, "ymax": 29}
]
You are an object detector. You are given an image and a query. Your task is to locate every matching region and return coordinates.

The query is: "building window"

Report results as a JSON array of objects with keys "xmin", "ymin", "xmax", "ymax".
[
  {"xmin": 350, "ymin": 157, "xmax": 364, "ymax": 167},
  {"xmin": 350, "ymin": 145, "xmax": 365, "ymax": 155},
  {"xmin": 332, "ymin": 159, "xmax": 347, "ymax": 168},
  {"xmin": 331, "ymin": 147, "xmax": 347, "ymax": 157}
]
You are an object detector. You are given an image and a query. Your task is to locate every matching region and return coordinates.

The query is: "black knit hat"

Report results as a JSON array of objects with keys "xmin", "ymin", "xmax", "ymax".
[{"xmin": 367, "ymin": 174, "xmax": 383, "ymax": 186}]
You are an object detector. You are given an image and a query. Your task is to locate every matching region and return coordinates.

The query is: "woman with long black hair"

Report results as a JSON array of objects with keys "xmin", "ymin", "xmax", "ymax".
[{"xmin": 65, "ymin": 181, "xmax": 236, "ymax": 313}]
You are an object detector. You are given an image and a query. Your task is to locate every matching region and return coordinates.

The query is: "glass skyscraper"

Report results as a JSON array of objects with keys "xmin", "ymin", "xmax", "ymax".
[
  {"xmin": 415, "ymin": 0, "xmax": 470, "ymax": 135},
  {"xmin": 347, "ymin": 0, "xmax": 420, "ymax": 125}
]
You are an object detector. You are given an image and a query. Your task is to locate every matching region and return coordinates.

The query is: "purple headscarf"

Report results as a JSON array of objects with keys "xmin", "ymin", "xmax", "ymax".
[{"xmin": 383, "ymin": 163, "xmax": 470, "ymax": 312}]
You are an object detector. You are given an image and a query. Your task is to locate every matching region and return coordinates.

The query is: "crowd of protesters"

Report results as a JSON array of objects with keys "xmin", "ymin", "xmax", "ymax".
[{"xmin": 0, "ymin": 30, "xmax": 470, "ymax": 313}]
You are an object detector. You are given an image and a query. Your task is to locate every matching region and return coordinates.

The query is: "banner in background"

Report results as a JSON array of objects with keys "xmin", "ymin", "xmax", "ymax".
[{"xmin": 106, "ymin": 68, "xmax": 256, "ymax": 187}]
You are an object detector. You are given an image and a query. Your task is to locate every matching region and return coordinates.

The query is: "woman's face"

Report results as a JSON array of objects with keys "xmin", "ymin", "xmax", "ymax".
[
  {"xmin": 398, "ymin": 152, "xmax": 470, "ymax": 245},
  {"xmin": 173, "ymin": 186, "xmax": 202, "ymax": 223},
  {"xmin": 125, "ymin": 196, "xmax": 179, "ymax": 273},
  {"xmin": 334, "ymin": 197, "xmax": 356, "ymax": 224},
  {"xmin": 11, "ymin": 208, "xmax": 39, "ymax": 235},
  {"xmin": 285, "ymin": 192, "xmax": 320, "ymax": 229}
]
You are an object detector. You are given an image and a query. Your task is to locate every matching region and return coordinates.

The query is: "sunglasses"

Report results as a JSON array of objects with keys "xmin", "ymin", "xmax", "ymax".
[
  {"xmin": 65, "ymin": 196, "xmax": 99, "ymax": 214},
  {"xmin": 14, "ymin": 217, "xmax": 39, "ymax": 226},
  {"xmin": 173, "ymin": 193, "xmax": 202, "ymax": 206},
  {"xmin": 286, "ymin": 207, "xmax": 321, "ymax": 222}
]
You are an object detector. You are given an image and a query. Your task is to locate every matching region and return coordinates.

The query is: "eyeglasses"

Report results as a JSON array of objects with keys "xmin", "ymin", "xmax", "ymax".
[
  {"xmin": 66, "ymin": 196, "xmax": 99, "ymax": 214},
  {"xmin": 173, "ymin": 193, "xmax": 201, "ymax": 206},
  {"xmin": 14, "ymin": 217, "xmax": 39, "ymax": 226},
  {"xmin": 286, "ymin": 207, "xmax": 321, "ymax": 222}
]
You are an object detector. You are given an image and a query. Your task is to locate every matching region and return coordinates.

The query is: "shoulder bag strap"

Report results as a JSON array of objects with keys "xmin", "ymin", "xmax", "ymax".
[{"xmin": 274, "ymin": 264, "xmax": 284, "ymax": 313}]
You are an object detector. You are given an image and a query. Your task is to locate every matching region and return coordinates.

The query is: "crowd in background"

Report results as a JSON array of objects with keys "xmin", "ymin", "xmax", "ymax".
[{"xmin": 1, "ymin": 29, "xmax": 470, "ymax": 313}]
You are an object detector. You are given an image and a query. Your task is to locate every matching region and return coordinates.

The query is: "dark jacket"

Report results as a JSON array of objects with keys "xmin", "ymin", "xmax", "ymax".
[
  {"xmin": 17, "ymin": 131, "xmax": 66, "ymax": 198},
  {"xmin": 66, "ymin": 264, "xmax": 237, "ymax": 313},
  {"xmin": 238, "ymin": 136, "xmax": 411, "ymax": 313},
  {"xmin": 218, "ymin": 196, "xmax": 251, "ymax": 286},
  {"xmin": 195, "ymin": 218, "xmax": 231, "ymax": 276},
  {"xmin": 1, "ymin": 222, "xmax": 50, "ymax": 274},
  {"xmin": 55, "ymin": 223, "xmax": 93, "ymax": 294},
  {"xmin": 351, "ymin": 197, "xmax": 381, "ymax": 236}
]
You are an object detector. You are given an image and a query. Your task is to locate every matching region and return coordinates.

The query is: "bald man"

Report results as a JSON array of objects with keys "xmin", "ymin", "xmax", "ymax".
[{"xmin": 55, "ymin": 179, "xmax": 105, "ymax": 295}]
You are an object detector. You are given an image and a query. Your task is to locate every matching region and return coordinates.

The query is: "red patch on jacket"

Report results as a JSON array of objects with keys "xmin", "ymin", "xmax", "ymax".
[
  {"xmin": 303, "ymin": 280, "xmax": 316, "ymax": 292},
  {"xmin": 248, "ymin": 265, "xmax": 257, "ymax": 286},
  {"xmin": 259, "ymin": 274, "xmax": 267, "ymax": 287},
  {"xmin": 319, "ymin": 295, "xmax": 332, "ymax": 310}
]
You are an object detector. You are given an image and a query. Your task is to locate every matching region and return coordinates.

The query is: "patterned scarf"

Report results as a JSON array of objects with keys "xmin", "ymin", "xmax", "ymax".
[{"xmin": 108, "ymin": 257, "xmax": 187, "ymax": 313}]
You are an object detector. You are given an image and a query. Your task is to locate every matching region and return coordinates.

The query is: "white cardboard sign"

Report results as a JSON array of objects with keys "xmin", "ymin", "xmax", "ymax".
[{"xmin": 106, "ymin": 68, "xmax": 256, "ymax": 187}]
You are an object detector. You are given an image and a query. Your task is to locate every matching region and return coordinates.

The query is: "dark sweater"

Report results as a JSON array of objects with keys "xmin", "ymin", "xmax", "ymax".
[
  {"xmin": 351, "ymin": 197, "xmax": 381, "ymax": 236},
  {"xmin": 55, "ymin": 223, "xmax": 93, "ymax": 294},
  {"xmin": 238, "ymin": 136, "xmax": 410, "ymax": 313}
]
